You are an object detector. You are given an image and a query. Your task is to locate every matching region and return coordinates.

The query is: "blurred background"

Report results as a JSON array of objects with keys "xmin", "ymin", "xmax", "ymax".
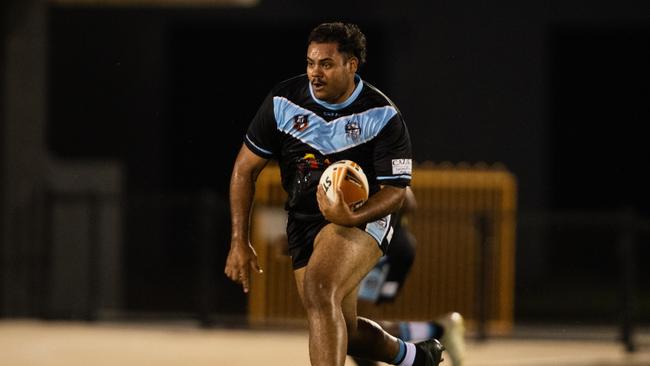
[{"xmin": 1, "ymin": 0, "xmax": 650, "ymax": 363}]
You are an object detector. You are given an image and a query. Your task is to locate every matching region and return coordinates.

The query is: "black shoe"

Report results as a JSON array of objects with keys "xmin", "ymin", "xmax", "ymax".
[{"xmin": 415, "ymin": 338, "xmax": 445, "ymax": 366}]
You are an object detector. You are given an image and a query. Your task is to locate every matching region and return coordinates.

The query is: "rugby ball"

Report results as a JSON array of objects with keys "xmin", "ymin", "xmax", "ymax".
[{"xmin": 319, "ymin": 160, "xmax": 369, "ymax": 210}]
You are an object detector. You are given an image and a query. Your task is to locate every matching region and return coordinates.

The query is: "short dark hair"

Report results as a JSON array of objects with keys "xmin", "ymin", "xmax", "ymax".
[{"xmin": 308, "ymin": 22, "xmax": 367, "ymax": 67}]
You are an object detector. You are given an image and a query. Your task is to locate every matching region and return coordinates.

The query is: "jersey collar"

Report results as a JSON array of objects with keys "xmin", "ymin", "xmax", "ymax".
[{"xmin": 309, "ymin": 74, "xmax": 364, "ymax": 111}]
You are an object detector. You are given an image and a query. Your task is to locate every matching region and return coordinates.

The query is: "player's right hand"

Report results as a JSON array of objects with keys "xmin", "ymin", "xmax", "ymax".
[
  {"xmin": 317, "ymin": 185, "xmax": 358, "ymax": 226},
  {"xmin": 224, "ymin": 242, "xmax": 263, "ymax": 293}
]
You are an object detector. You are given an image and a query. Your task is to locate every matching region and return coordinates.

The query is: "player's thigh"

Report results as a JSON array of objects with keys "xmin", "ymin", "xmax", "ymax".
[{"xmin": 305, "ymin": 223, "xmax": 382, "ymax": 301}]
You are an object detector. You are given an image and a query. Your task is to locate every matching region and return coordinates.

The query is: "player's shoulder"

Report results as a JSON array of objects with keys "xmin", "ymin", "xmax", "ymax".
[
  {"xmin": 360, "ymin": 79, "xmax": 404, "ymax": 117},
  {"xmin": 360, "ymin": 80, "xmax": 398, "ymax": 107}
]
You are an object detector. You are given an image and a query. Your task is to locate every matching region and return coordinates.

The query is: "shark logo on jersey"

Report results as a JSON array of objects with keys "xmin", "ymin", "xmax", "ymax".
[
  {"xmin": 345, "ymin": 120, "xmax": 361, "ymax": 142},
  {"xmin": 293, "ymin": 114, "xmax": 309, "ymax": 131}
]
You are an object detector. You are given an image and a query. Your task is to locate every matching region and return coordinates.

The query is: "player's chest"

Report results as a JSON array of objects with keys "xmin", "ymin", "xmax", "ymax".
[{"xmin": 275, "ymin": 109, "xmax": 387, "ymax": 158}]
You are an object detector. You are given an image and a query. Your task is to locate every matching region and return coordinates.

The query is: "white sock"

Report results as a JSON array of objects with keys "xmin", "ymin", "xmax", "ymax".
[{"xmin": 396, "ymin": 342, "xmax": 417, "ymax": 366}]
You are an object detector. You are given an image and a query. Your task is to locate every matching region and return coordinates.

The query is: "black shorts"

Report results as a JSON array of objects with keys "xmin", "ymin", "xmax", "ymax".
[{"xmin": 286, "ymin": 212, "xmax": 397, "ymax": 269}]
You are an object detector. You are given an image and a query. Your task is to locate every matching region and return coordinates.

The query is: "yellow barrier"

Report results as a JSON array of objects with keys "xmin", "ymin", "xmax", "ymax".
[{"xmin": 249, "ymin": 163, "xmax": 517, "ymax": 334}]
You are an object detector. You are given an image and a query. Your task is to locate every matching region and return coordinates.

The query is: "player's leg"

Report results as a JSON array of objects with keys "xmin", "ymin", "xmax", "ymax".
[
  {"xmin": 297, "ymin": 223, "xmax": 444, "ymax": 366},
  {"xmin": 351, "ymin": 357, "xmax": 379, "ymax": 366},
  {"xmin": 297, "ymin": 274, "xmax": 396, "ymax": 366},
  {"xmin": 298, "ymin": 223, "xmax": 391, "ymax": 365},
  {"xmin": 342, "ymin": 283, "xmax": 398, "ymax": 364}
]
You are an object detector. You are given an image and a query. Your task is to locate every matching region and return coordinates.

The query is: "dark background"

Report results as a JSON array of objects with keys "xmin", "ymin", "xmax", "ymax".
[{"xmin": 2, "ymin": 0, "xmax": 650, "ymax": 324}]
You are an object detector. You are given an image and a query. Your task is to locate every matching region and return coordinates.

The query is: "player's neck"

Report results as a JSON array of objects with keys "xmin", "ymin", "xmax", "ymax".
[{"xmin": 330, "ymin": 76, "xmax": 359, "ymax": 104}]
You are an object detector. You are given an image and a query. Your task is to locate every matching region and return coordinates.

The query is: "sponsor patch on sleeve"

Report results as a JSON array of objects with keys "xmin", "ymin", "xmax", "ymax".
[{"xmin": 391, "ymin": 159, "xmax": 412, "ymax": 175}]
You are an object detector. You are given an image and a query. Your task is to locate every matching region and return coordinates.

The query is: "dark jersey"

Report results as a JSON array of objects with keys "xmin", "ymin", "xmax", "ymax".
[{"xmin": 245, "ymin": 74, "xmax": 412, "ymax": 216}]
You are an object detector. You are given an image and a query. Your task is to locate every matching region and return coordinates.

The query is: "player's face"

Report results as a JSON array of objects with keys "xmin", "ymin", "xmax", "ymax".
[{"xmin": 307, "ymin": 42, "xmax": 358, "ymax": 104}]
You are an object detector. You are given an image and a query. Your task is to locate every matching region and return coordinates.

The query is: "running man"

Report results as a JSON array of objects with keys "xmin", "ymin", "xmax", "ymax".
[{"xmin": 224, "ymin": 22, "xmax": 444, "ymax": 366}]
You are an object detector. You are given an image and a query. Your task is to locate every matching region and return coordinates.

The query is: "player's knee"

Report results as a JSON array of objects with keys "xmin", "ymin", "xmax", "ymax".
[{"xmin": 302, "ymin": 272, "xmax": 339, "ymax": 313}]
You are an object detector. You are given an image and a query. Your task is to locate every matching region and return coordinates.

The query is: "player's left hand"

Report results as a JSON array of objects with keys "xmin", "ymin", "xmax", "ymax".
[
  {"xmin": 317, "ymin": 185, "xmax": 357, "ymax": 226},
  {"xmin": 224, "ymin": 241, "xmax": 263, "ymax": 293}
]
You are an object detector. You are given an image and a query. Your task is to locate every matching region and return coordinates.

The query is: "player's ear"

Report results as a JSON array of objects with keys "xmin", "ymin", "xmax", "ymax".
[{"xmin": 347, "ymin": 56, "xmax": 359, "ymax": 73}]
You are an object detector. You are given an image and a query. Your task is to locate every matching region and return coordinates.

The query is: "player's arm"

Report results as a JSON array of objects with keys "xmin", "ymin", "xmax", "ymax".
[
  {"xmin": 353, "ymin": 184, "xmax": 406, "ymax": 224},
  {"xmin": 317, "ymin": 184, "xmax": 405, "ymax": 227},
  {"xmin": 402, "ymin": 186, "xmax": 417, "ymax": 214},
  {"xmin": 224, "ymin": 144, "xmax": 268, "ymax": 293}
]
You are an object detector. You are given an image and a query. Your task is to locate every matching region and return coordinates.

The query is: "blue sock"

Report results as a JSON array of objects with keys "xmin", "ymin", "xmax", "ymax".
[{"xmin": 391, "ymin": 338, "xmax": 407, "ymax": 364}]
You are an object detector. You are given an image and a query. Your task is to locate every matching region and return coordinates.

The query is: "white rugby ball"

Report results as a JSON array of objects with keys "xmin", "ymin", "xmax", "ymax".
[{"xmin": 318, "ymin": 160, "xmax": 369, "ymax": 210}]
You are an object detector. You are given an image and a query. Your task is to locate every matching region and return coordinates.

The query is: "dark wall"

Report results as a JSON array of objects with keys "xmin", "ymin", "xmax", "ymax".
[
  {"xmin": 549, "ymin": 23, "xmax": 650, "ymax": 214},
  {"xmin": 396, "ymin": 3, "xmax": 549, "ymax": 212},
  {"xmin": 49, "ymin": 9, "xmax": 169, "ymax": 191},
  {"xmin": 525, "ymin": 23, "xmax": 650, "ymax": 322}
]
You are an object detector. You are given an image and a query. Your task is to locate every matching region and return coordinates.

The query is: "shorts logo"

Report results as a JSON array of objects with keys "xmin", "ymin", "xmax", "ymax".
[
  {"xmin": 391, "ymin": 159, "xmax": 412, "ymax": 175},
  {"xmin": 293, "ymin": 114, "xmax": 309, "ymax": 131},
  {"xmin": 345, "ymin": 120, "xmax": 361, "ymax": 141}
]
